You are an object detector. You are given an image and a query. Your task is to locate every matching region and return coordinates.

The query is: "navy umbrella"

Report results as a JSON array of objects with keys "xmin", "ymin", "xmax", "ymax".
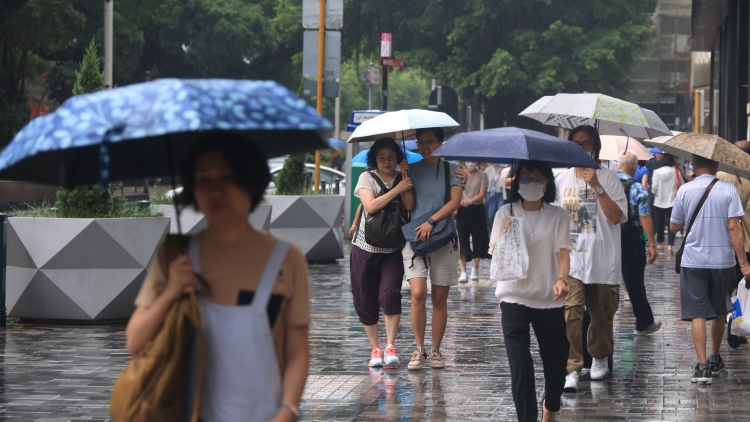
[
  {"xmin": 432, "ymin": 126, "xmax": 599, "ymax": 168},
  {"xmin": 0, "ymin": 79, "xmax": 332, "ymax": 188}
]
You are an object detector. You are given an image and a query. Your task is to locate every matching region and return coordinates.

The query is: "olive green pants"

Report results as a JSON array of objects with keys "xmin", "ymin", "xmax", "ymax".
[{"xmin": 564, "ymin": 277, "xmax": 620, "ymax": 373}]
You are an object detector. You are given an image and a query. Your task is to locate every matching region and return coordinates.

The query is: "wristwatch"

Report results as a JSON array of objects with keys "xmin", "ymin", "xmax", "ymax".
[
  {"xmin": 281, "ymin": 403, "xmax": 299, "ymax": 421},
  {"xmin": 427, "ymin": 217, "xmax": 436, "ymax": 225},
  {"xmin": 592, "ymin": 186, "xmax": 604, "ymax": 196}
]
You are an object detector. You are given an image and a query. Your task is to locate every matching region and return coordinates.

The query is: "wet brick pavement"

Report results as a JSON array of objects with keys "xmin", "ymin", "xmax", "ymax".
[{"xmin": 2, "ymin": 237, "xmax": 750, "ymax": 421}]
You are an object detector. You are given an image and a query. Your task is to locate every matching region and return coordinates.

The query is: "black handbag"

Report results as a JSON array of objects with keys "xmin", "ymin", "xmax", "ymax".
[
  {"xmin": 355, "ymin": 172, "xmax": 409, "ymax": 249},
  {"xmin": 675, "ymin": 178, "xmax": 718, "ymax": 274}
]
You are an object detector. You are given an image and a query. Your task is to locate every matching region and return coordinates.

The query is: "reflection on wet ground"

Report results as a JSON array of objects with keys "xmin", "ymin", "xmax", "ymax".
[{"xmin": 0, "ymin": 238, "xmax": 749, "ymax": 420}]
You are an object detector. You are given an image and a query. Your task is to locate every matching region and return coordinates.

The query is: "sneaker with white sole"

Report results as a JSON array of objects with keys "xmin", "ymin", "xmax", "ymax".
[
  {"xmin": 563, "ymin": 371, "xmax": 579, "ymax": 393},
  {"xmin": 369, "ymin": 348, "xmax": 384, "ymax": 367},
  {"xmin": 590, "ymin": 357, "xmax": 610, "ymax": 380},
  {"xmin": 470, "ymin": 267, "xmax": 479, "ymax": 280},
  {"xmin": 708, "ymin": 354, "xmax": 725, "ymax": 376},
  {"xmin": 690, "ymin": 363, "xmax": 712, "ymax": 384},
  {"xmin": 429, "ymin": 349, "xmax": 445, "ymax": 368},
  {"xmin": 407, "ymin": 347, "xmax": 427, "ymax": 370},
  {"xmin": 384, "ymin": 344, "xmax": 400, "ymax": 367},
  {"xmin": 635, "ymin": 320, "xmax": 662, "ymax": 336},
  {"xmin": 458, "ymin": 272, "xmax": 468, "ymax": 283}
]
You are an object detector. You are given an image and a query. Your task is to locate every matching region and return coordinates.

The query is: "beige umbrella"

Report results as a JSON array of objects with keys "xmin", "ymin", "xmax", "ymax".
[
  {"xmin": 662, "ymin": 132, "xmax": 750, "ymax": 179},
  {"xmin": 598, "ymin": 135, "xmax": 653, "ymax": 161},
  {"xmin": 642, "ymin": 131, "xmax": 681, "ymax": 148}
]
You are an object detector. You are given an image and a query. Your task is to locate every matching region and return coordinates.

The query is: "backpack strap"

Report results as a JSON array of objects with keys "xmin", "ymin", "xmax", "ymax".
[{"xmin": 443, "ymin": 160, "xmax": 451, "ymax": 205}]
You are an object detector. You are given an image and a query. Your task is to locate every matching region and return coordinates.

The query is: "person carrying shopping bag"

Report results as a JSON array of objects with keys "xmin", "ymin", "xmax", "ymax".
[
  {"xmin": 490, "ymin": 159, "xmax": 571, "ymax": 422},
  {"xmin": 351, "ymin": 137, "xmax": 415, "ymax": 367},
  {"xmin": 126, "ymin": 135, "xmax": 310, "ymax": 422}
]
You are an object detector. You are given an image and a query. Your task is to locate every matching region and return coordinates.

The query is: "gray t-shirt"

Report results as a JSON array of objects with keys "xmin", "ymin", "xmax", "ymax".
[{"xmin": 410, "ymin": 159, "xmax": 463, "ymax": 219}]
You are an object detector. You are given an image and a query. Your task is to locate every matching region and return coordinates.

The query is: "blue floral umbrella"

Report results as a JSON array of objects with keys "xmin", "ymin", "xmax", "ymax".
[{"xmin": 0, "ymin": 79, "xmax": 332, "ymax": 188}]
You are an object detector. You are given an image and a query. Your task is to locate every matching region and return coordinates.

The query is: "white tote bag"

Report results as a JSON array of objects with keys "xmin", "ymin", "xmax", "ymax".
[{"xmin": 490, "ymin": 216, "xmax": 529, "ymax": 283}]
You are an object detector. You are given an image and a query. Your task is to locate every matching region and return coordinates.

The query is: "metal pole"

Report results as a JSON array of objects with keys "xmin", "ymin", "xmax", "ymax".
[
  {"xmin": 334, "ymin": 78, "xmax": 340, "ymax": 139},
  {"xmin": 103, "ymin": 0, "xmax": 114, "ymax": 89},
  {"xmin": 467, "ymin": 105, "xmax": 473, "ymax": 131},
  {"xmin": 368, "ymin": 62, "xmax": 373, "ymax": 109},
  {"xmin": 694, "ymin": 89, "xmax": 701, "ymax": 133},
  {"xmin": 0, "ymin": 214, "xmax": 7, "ymax": 327},
  {"xmin": 314, "ymin": 0, "xmax": 326, "ymax": 193},
  {"xmin": 382, "ymin": 65, "xmax": 388, "ymax": 110}
]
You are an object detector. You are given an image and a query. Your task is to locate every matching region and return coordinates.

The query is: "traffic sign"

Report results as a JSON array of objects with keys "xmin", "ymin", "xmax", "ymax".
[
  {"xmin": 302, "ymin": 0, "xmax": 344, "ymax": 29},
  {"xmin": 378, "ymin": 58, "xmax": 404, "ymax": 67},
  {"xmin": 380, "ymin": 32, "xmax": 391, "ymax": 57},
  {"xmin": 302, "ymin": 30, "xmax": 341, "ymax": 79},
  {"xmin": 303, "ymin": 80, "xmax": 340, "ymax": 98}
]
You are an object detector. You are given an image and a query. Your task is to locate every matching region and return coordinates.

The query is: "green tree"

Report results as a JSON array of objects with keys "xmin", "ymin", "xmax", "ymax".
[
  {"xmin": 72, "ymin": 37, "xmax": 104, "ymax": 95},
  {"xmin": 275, "ymin": 154, "xmax": 309, "ymax": 195}
]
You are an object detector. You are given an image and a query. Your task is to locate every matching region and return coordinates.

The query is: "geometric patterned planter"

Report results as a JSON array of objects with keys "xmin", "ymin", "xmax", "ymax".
[
  {"xmin": 153, "ymin": 204, "xmax": 272, "ymax": 235},
  {"xmin": 6, "ymin": 217, "xmax": 169, "ymax": 321},
  {"xmin": 265, "ymin": 196, "xmax": 344, "ymax": 263}
]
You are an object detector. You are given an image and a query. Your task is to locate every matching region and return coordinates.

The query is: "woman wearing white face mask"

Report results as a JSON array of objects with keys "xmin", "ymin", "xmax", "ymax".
[
  {"xmin": 489, "ymin": 160, "xmax": 571, "ymax": 422},
  {"xmin": 456, "ymin": 161, "xmax": 491, "ymax": 282}
]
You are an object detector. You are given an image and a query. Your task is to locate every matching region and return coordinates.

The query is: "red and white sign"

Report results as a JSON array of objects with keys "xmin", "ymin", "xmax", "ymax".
[
  {"xmin": 379, "ymin": 58, "xmax": 404, "ymax": 67},
  {"xmin": 380, "ymin": 32, "xmax": 391, "ymax": 57}
]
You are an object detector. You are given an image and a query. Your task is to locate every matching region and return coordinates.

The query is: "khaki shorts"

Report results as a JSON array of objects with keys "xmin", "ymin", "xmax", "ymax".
[{"xmin": 402, "ymin": 241, "xmax": 458, "ymax": 286}]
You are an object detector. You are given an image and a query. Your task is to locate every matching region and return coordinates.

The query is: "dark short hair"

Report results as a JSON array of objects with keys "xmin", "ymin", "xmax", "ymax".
[
  {"xmin": 180, "ymin": 132, "xmax": 270, "ymax": 213},
  {"xmin": 416, "ymin": 127, "xmax": 444, "ymax": 142},
  {"xmin": 692, "ymin": 154, "xmax": 718, "ymax": 169},
  {"xmin": 366, "ymin": 137, "xmax": 404, "ymax": 170},
  {"xmin": 568, "ymin": 125, "xmax": 602, "ymax": 162},
  {"xmin": 510, "ymin": 160, "xmax": 556, "ymax": 203},
  {"xmin": 660, "ymin": 153, "xmax": 676, "ymax": 167}
]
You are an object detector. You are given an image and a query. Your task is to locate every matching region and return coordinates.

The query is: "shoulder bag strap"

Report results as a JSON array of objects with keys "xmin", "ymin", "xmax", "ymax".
[
  {"xmin": 252, "ymin": 240, "xmax": 290, "ymax": 310},
  {"xmin": 444, "ymin": 160, "xmax": 451, "ymax": 205},
  {"xmin": 675, "ymin": 167, "xmax": 682, "ymax": 188},
  {"xmin": 682, "ymin": 178, "xmax": 719, "ymax": 243}
]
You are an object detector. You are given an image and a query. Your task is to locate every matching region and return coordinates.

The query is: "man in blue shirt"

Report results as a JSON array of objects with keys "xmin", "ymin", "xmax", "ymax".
[{"xmin": 616, "ymin": 151, "xmax": 661, "ymax": 336}]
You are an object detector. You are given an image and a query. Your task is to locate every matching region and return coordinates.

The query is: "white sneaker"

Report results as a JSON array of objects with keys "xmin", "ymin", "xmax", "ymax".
[
  {"xmin": 590, "ymin": 357, "xmax": 610, "ymax": 380},
  {"xmin": 458, "ymin": 272, "xmax": 467, "ymax": 283},
  {"xmin": 563, "ymin": 371, "xmax": 579, "ymax": 392},
  {"xmin": 470, "ymin": 267, "xmax": 479, "ymax": 280},
  {"xmin": 368, "ymin": 349, "xmax": 383, "ymax": 367}
]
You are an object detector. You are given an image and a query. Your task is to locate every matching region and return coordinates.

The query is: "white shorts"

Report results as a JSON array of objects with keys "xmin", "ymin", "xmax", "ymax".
[{"xmin": 402, "ymin": 241, "xmax": 458, "ymax": 286}]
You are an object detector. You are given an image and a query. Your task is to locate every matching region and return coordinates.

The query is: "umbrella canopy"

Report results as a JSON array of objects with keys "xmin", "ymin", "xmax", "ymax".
[
  {"xmin": 662, "ymin": 132, "xmax": 750, "ymax": 179},
  {"xmin": 328, "ymin": 138, "xmax": 346, "ymax": 148},
  {"xmin": 598, "ymin": 135, "xmax": 653, "ymax": 161},
  {"xmin": 0, "ymin": 79, "xmax": 331, "ymax": 187},
  {"xmin": 347, "ymin": 109, "xmax": 459, "ymax": 144},
  {"xmin": 431, "ymin": 127, "xmax": 599, "ymax": 168},
  {"xmin": 350, "ymin": 149, "xmax": 423, "ymax": 164},
  {"xmin": 519, "ymin": 93, "xmax": 672, "ymax": 138},
  {"xmin": 641, "ymin": 131, "xmax": 682, "ymax": 148}
]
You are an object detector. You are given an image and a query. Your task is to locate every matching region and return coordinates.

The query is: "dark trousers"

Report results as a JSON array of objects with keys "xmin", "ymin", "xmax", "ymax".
[
  {"xmin": 653, "ymin": 206, "xmax": 675, "ymax": 245},
  {"xmin": 501, "ymin": 302, "xmax": 569, "ymax": 422},
  {"xmin": 456, "ymin": 204, "xmax": 491, "ymax": 260},
  {"xmin": 621, "ymin": 228, "xmax": 655, "ymax": 331}
]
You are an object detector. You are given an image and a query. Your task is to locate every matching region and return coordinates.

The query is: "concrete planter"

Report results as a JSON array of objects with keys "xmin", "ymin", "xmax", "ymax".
[
  {"xmin": 153, "ymin": 204, "xmax": 272, "ymax": 235},
  {"xmin": 6, "ymin": 217, "xmax": 170, "ymax": 322},
  {"xmin": 265, "ymin": 196, "xmax": 344, "ymax": 262}
]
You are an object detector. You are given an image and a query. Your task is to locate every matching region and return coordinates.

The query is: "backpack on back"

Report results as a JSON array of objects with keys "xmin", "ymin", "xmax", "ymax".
[
  {"xmin": 355, "ymin": 171, "xmax": 409, "ymax": 249},
  {"xmin": 400, "ymin": 160, "xmax": 458, "ymax": 268},
  {"xmin": 620, "ymin": 177, "xmax": 638, "ymax": 236}
]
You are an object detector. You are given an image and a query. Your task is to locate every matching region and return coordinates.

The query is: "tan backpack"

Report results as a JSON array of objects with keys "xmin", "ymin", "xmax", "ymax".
[{"xmin": 110, "ymin": 237, "xmax": 206, "ymax": 422}]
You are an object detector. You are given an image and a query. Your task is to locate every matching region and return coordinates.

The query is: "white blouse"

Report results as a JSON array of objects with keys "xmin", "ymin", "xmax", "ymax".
[
  {"xmin": 652, "ymin": 166, "xmax": 683, "ymax": 209},
  {"xmin": 489, "ymin": 202, "xmax": 571, "ymax": 309}
]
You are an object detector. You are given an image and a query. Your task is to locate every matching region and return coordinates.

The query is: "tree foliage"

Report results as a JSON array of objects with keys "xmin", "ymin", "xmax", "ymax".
[
  {"xmin": 72, "ymin": 37, "xmax": 104, "ymax": 95},
  {"xmin": 275, "ymin": 154, "xmax": 308, "ymax": 195}
]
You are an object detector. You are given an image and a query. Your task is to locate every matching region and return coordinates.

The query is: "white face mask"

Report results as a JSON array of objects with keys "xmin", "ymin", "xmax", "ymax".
[
  {"xmin": 466, "ymin": 162, "xmax": 477, "ymax": 171},
  {"xmin": 518, "ymin": 182, "xmax": 545, "ymax": 201}
]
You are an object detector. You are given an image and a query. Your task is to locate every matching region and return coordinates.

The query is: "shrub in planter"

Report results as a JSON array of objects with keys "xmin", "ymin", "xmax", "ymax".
[
  {"xmin": 56, "ymin": 185, "xmax": 115, "ymax": 217},
  {"xmin": 275, "ymin": 154, "xmax": 310, "ymax": 195}
]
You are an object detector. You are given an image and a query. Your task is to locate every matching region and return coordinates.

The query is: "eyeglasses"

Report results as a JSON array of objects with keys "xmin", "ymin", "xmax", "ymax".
[
  {"xmin": 416, "ymin": 140, "xmax": 438, "ymax": 147},
  {"xmin": 572, "ymin": 140, "xmax": 593, "ymax": 149},
  {"xmin": 376, "ymin": 156, "xmax": 397, "ymax": 163},
  {"xmin": 519, "ymin": 177, "xmax": 546, "ymax": 185}
]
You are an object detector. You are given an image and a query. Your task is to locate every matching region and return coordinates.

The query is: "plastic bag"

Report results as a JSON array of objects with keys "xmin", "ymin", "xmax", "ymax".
[
  {"xmin": 731, "ymin": 278, "xmax": 750, "ymax": 337},
  {"xmin": 490, "ymin": 216, "xmax": 528, "ymax": 282}
]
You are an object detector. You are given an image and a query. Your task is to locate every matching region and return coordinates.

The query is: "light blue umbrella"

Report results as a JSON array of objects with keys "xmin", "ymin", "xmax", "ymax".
[
  {"xmin": 0, "ymin": 78, "xmax": 332, "ymax": 187},
  {"xmin": 350, "ymin": 149, "xmax": 423, "ymax": 164},
  {"xmin": 328, "ymin": 138, "xmax": 346, "ymax": 148}
]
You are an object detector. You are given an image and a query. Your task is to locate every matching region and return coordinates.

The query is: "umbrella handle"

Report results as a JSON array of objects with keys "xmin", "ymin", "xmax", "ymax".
[{"xmin": 164, "ymin": 135, "xmax": 184, "ymax": 240}]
